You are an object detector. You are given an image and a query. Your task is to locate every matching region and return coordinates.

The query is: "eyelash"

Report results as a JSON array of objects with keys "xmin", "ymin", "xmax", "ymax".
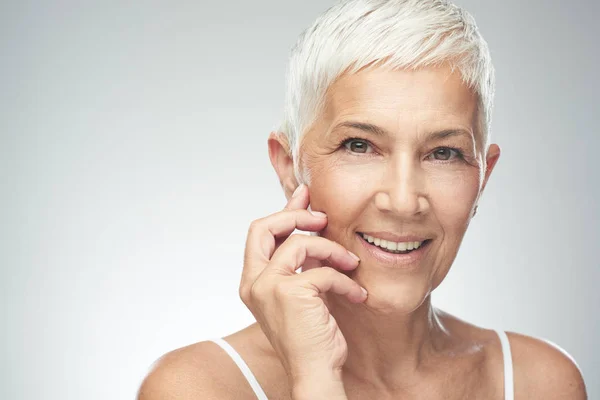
[{"xmin": 339, "ymin": 137, "xmax": 466, "ymax": 163}]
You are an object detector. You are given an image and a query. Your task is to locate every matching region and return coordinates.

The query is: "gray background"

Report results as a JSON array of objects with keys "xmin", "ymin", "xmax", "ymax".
[{"xmin": 1, "ymin": 0, "xmax": 598, "ymax": 399}]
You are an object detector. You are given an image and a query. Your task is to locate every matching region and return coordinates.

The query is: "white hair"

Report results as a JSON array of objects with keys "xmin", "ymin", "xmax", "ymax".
[{"xmin": 276, "ymin": 0, "xmax": 495, "ymax": 185}]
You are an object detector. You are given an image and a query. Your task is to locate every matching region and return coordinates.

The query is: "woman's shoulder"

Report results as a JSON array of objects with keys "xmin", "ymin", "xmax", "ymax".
[
  {"xmin": 136, "ymin": 340, "xmax": 242, "ymax": 399},
  {"xmin": 136, "ymin": 324, "xmax": 280, "ymax": 400},
  {"xmin": 440, "ymin": 312, "xmax": 586, "ymax": 398},
  {"xmin": 504, "ymin": 331, "xmax": 587, "ymax": 399}
]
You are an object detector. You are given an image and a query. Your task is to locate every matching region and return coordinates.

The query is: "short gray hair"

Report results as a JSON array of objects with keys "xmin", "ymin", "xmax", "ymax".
[{"xmin": 276, "ymin": 0, "xmax": 495, "ymax": 184}]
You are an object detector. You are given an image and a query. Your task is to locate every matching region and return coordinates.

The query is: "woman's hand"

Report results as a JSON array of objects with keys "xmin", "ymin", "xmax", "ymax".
[{"xmin": 239, "ymin": 184, "xmax": 367, "ymax": 398}]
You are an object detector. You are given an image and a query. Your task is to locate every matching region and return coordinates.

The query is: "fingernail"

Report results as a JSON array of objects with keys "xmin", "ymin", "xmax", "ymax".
[
  {"xmin": 309, "ymin": 211, "xmax": 327, "ymax": 218},
  {"xmin": 347, "ymin": 250, "xmax": 360, "ymax": 262},
  {"xmin": 361, "ymin": 287, "xmax": 368, "ymax": 297},
  {"xmin": 292, "ymin": 184, "xmax": 305, "ymax": 198}
]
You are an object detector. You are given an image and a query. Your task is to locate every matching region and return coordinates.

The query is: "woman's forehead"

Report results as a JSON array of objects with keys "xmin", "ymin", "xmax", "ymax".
[{"xmin": 320, "ymin": 65, "xmax": 480, "ymax": 135}]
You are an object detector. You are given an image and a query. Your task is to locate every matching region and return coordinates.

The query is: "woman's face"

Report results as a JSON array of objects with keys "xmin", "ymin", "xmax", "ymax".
[{"xmin": 292, "ymin": 65, "xmax": 500, "ymax": 313}]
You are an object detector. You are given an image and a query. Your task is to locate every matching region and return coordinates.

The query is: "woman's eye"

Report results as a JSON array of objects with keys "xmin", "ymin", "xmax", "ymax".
[
  {"xmin": 343, "ymin": 139, "xmax": 373, "ymax": 154},
  {"xmin": 430, "ymin": 147, "xmax": 463, "ymax": 161}
]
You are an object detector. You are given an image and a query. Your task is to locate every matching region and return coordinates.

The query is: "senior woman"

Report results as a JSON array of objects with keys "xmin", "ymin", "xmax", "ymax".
[{"xmin": 138, "ymin": 0, "xmax": 587, "ymax": 399}]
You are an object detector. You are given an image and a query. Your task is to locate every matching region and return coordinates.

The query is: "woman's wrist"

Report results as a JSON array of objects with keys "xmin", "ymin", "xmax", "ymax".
[{"xmin": 291, "ymin": 369, "xmax": 347, "ymax": 400}]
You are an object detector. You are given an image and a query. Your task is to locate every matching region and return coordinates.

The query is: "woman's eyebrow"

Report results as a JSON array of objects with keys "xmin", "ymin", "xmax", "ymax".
[
  {"xmin": 331, "ymin": 121, "xmax": 388, "ymax": 137},
  {"xmin": 330, "ymin": 120, "xmax": 474, "ymax": 141}
]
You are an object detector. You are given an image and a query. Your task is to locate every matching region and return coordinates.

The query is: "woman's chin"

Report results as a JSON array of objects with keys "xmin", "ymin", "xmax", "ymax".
[
  {"xmin": 364, "ymin": 291, "xmax": 430, "ymax": 315},
  {"xmin": 354, "ymin": 273, "xmax": 433, "ymax": 315}
]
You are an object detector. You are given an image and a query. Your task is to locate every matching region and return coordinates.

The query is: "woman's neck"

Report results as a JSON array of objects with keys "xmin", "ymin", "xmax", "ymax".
[{"xmin": 325, "ymin": 294, "xmax": 450, "ymax": 390}]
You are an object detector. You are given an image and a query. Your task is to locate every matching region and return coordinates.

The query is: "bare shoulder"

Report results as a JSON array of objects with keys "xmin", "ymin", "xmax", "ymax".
[
  {"xmin": 136, "ymin": 339, "xmax": 258, "ymax": 400},
  {"xmin": 507, "ymin": 331, "xmax": 587, "ymax": 399}
]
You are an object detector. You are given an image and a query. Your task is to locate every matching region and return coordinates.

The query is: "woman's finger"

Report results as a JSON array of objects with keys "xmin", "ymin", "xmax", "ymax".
[
  {"xmin": 242, "ymin": 210, "xmax": 328, "ymax": 284},
  {"xmin": 283, "ymin": 183, "xmax": 309, "ymax": 211},
  {"xmin": 294, "ymin": 266, "xmax": 367, "ymax": 304},
  {"xmin": 266, "ymin": 234, "xmax": 359, "ymax": 276},
  {"xmin": 299, "ymin": 257, "xmax": 323, "ymax": 272},
  {"xmin": 274, "ymin": 184, "xmax": 310, "ymax": 257},
  {"xmin": 245, "ymin": 209, "xmax": 328, "ymax": 259}
]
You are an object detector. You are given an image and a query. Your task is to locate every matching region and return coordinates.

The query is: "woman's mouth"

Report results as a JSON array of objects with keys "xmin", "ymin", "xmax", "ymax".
[
  {"xmin": 356, "ymin": 232, "xmax": 433, "ymax": 266},
  {"xmin": 359, "ymin": 232, "xmax": 429, "ymax": 254}
]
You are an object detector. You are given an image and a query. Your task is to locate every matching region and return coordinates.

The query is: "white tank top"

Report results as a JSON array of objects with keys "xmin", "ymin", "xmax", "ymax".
[{"xmin": 210, "ymin": 329, "xmax": 514, "ymax": 400}]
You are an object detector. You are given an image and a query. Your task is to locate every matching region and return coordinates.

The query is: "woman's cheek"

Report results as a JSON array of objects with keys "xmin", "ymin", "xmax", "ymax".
[
  {"xmin": 309, "ymin": 161, "xmax": 378, "ymax": 211},
  {"xmin": 428, "ymin": 169, "xmax": 480, "ymax": 220}
]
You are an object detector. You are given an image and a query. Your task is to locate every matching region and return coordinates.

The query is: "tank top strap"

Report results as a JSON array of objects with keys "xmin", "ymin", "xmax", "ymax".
[
  {"xmin": 494, "ymin": 330, "xmax": 514, "ymax": 400},
  {"xmin": 210, "ymin": 338, "xmax": 269, "ymax": 400}
]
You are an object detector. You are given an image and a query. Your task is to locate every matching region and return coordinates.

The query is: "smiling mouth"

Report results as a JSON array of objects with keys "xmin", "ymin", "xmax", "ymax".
[{"xmin": 357, "ymin": 232, "xmax": 432, "ymax": 254}]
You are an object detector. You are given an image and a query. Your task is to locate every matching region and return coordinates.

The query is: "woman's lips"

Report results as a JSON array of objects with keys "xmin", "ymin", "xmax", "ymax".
[{"xmin": 356, "ymin": 233, "xmax": 432, "ymax": 267}]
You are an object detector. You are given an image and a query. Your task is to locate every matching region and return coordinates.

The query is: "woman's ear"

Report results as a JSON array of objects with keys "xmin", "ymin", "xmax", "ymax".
[
  {"xmin": 268, "ymin": 132, "xmax": 298, "ymax": 199},
  {"xmin": 472, "ymin": 143, "xmax": 501, "ymax": 217},
  {"xmin": 480, "ymin": 143, "xmax": 501, "ymax": 194}
]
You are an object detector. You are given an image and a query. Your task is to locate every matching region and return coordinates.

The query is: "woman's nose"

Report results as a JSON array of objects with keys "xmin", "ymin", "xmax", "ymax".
[{"xmin": 374, "ymin": 158, "xmax": 428, "ymax": 217}]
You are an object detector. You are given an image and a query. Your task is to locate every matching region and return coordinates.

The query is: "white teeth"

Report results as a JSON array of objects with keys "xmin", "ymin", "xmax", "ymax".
[{"xmin": 361, "ymin": 233, "xmax": 425, "ymax": 252}]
